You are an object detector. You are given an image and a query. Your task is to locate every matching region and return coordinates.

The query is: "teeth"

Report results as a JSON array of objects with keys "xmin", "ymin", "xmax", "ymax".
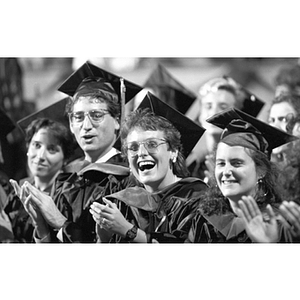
[{"xmin": 138, "ymin": 161, "xmax": 155, "ymax": 171}]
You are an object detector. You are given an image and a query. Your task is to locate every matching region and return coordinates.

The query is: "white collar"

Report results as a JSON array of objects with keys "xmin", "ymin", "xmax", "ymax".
[{"xmin": 94, "ymin": 147, "xmax": 121, "ymax": 163}]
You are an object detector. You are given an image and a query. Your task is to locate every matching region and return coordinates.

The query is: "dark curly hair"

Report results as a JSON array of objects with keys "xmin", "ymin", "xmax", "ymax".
[
  {"xmin": 25, "ymin": 118, "xmax": 75, "ymax": 162},
  {"xmin": 199, "ymin": 145, "xmax": 283, "ymax": 216},
  {"xmin": 120, "ymin": 108, "xmax": 189, "ymax": 178}
]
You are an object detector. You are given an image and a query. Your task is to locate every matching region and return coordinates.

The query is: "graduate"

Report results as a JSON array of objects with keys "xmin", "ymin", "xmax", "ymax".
[
  {"xmin": 16, "ymin": 61, "xmax": 143, "ymax": 243},
  {"xmin": 89, "ymin": 92, "xmax": 208, "ymax": 243},
  {"xmin": 186, "ymin": 107, "xmax": 297, "ymax": 243}
]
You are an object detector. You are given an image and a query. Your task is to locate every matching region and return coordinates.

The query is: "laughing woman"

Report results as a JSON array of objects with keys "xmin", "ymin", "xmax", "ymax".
[
  {"xmin": 89, "ymin": 93, "xmax": 208, "ymax": 243},
  {"xmin": 187, "ymin": 108, "xmax": 297, "ymax": 243}
]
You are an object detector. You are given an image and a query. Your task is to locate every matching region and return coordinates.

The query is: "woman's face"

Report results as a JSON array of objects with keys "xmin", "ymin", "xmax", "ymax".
[
  {"xmin": 215, "ymin": 143, "xmax": 259, "ymax": 203},
  {"xmin": 125, "ymin": 128, "xmax": 177, "ymax": 192},
  {"xmin": 27, "ymin": 128, "xmax": 65, "ymax": 181}
]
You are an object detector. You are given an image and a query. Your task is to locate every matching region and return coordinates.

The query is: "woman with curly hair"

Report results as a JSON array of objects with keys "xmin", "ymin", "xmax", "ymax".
[{"xmin": 187, "ymin": 108, "xmax": 297, "ymax": 243}]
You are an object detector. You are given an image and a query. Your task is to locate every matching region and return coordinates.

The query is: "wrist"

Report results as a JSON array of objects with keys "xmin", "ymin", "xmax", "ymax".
[{"xmin": 123, "ymin": 224, "xmax": 138, "ymax": 242}]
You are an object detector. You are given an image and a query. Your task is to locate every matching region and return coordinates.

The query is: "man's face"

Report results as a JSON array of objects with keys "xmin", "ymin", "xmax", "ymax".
[
  {"xmin": 70, "ymin": 97, "xmax": 120, "ymax": 161},
  {"xmin": 199, "ymin": 90, "xmax": 236, "ymax": 135}
]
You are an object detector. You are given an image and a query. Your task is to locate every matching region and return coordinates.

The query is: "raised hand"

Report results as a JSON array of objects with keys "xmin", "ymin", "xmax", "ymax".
[
  {"xmin": 237, "ymin": 195, "xmax": 279, "ymax": 243},
  {"xmin": 279, "ymin": 201, "xmax": 300, "ymax": 239}
]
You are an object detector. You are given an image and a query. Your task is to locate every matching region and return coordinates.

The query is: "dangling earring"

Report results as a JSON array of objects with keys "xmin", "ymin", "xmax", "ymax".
[{"xmin": 256, "ymin": 177, "xmax": 268, "ymax": 197}]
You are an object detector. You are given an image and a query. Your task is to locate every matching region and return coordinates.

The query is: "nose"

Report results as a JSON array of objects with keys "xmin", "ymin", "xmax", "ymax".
[
  {"xmin": 137, "ymin": 142, "xmax": 148, "ymax": 156},
  {"xmin": 223, "ymin": 166, "xmax": 233, "ymax": 177},
  {"xmin": 36, "ymin": 147, "xmax": 46, "ymax": 160},
  {"xmin": 82, "ymin": 113, "xmax": 93, "ymax": 129}
]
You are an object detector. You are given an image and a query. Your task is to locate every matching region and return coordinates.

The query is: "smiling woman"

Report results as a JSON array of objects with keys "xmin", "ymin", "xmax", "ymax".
[
  {"xmin": 89, "ymin": 92, "xmax": 208, "ymax": 243},
  {"xmin": 4, "ymin": 118, "xmax": 74, "ymax": 242},
  {"xmin": 187, "ymin": 108, "xmax": 297, "ymax": 243}
]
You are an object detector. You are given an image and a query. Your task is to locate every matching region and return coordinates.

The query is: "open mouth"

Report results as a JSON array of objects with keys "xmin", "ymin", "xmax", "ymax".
[
  {"xmin": 222, "ymin": 180, "xmax": 237, "ymax": 185},
  {"xmin": 138, "ymin": 161, "xmax": 156, "ymax": 172}
]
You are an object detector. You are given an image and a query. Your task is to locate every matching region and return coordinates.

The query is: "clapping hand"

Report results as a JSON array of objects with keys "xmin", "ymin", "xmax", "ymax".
[
  {"xmin": 236, "ymin": 195, "xmax": 279, "ymax": 243},
  {"xmin": 279, "ymin": 201, "xmax": 300, "ymax": 239}
]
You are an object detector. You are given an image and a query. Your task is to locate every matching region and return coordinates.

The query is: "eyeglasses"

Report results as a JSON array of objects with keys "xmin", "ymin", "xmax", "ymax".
[
  {"xmin": 125, "ymin": 138, "xmax": 168, "ymax": 157},
  {"xmin": 69, "ymin": 109, "xmax": 110, "ymax": 126}
]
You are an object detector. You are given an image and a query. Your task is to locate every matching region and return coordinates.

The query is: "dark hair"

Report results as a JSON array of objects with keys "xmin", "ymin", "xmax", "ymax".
[
  {"xmin": 120, "ymin": 108, "xmax": 189, "ymax": 177},
  {"xmin": 199, "ymin": 145, "xmax": 282, "ymax": 216},
  {"xmin": 65, "ymin": 92, "xmax": 121, "ymax": 120},
  {"xmin": 25, "ymin": 118, "xmax": 75, "ymax": 161}
]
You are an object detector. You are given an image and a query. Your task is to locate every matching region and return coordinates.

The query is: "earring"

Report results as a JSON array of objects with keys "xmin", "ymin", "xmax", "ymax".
[
  {"xmin": 172, "ymin": 156, "xmax": 177, "ymax": 163},
  {"xmin": 256, "ymin": 177, "xmax": 268, "ymax": 197}
]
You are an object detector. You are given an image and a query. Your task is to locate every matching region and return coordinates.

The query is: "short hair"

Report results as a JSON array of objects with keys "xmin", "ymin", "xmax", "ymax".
[
  {"xmin": 120, "ymin": 108, "xmax": 189, "ymax": 177},
  {"xmin": 66, "ymin": 92, "xmax": 121, "ymax": 120},
  {"xmin": 198, "ymin": 77, "xmax": 244, "ymax": 110},
  {"xmin": 25, "ymin": 118, "xmax": 75, "ymax": 161}
]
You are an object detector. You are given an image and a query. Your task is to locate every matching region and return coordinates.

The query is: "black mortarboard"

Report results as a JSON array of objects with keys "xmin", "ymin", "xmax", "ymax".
[
  {"xmin": 144, "ymin": 64, "xmax": 196, "ymax": 114},
  {"xmin": 136, "ymin": 92, "xmax": 205, "ymax": 157},
  {"xmin": 222, "ymin": 76, "xmax": 265, "ymax": 117},
  {"xmin": 17, "ymin": 97, "xmax": 70, "ymax": 134},
  {"xmin": 0, "ymin": 107, "xmax": 15, "ymax": 138},
  {"xmin": 206, "ymin": 107, "xmax": 297, "ymax": 157},
  {"xmin": 58, "ymin": 61, "xmax": 143, "ymax": 103}
]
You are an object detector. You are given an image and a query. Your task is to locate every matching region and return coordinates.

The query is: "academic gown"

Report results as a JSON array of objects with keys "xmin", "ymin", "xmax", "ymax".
[
  {"xmin": 4, "ymin": 177, "xmax": 53, "ymax": 243},
  {"xmin": 52, "ymin": 154, "xmax": 133, "ymax": 243},
  {"xmin": 186, "ymin": 208, "xmax": 294, "ymax": 243},
  {"xmin": 103, "ymin": 177, "xmax": 208, "ymax": 243}
]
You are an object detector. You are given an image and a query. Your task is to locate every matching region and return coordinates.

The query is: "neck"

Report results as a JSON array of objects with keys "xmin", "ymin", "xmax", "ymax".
[
  {"xmin": 144, "ymin": 174, "xmax": 181, "ymax": 193},
  {"xmin": 34, "ymin": 173, "xmax": 59, "ymax": 192}
]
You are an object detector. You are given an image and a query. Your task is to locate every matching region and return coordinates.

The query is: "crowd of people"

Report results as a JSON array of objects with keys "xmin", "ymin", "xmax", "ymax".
[{"xmin": 1, "ymin": 60, "xmax": 300, "ymax": 243}]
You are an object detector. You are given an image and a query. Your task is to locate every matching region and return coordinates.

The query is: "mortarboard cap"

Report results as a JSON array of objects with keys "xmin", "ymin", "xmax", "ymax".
[
  {"xmin": 222, "ymin": 76, "xmax": 265, "ymax": 117},
  {"xmin": 17, "ymin": 97, "xmax": 70, "ymax": 134},
  {"xmin": 58, "ymin": 61, "xmax": 143, "ymax": 103},
  {"xmin": 136, "ymin": 92, "xmax": 205, "ymax": 157},
  {"xmin": 144, "ymin": 64, "xmax": 196, "ymax": 114},
  {"xmin": 0, "ymin": 107, "xmax": 15, "ymax": 138},
  {"xmin": 17, "ymin": 98, "xmax": 84, "ymax": 160},
  {"xmin": 206, "ymin": 107, "xmax": 297, "ymax": 156}
]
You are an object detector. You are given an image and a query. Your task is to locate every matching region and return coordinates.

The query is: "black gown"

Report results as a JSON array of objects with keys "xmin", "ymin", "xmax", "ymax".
[
  {"xmin": 186, "ymin": 202, "xmax": 295, "ymax": 243},
  {"xmin": 51, "ymin": 154, "xmax": 134, "ymax": 243},
  {"xmin": 102, "ymin": 177, "xmax": 208, "ymax": 243}
]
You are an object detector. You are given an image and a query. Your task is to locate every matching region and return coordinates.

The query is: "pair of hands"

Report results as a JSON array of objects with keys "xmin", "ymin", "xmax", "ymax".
[
  {"xmin": 90, "ymin": 198, "xmax": 133, "ymax": 242},
  {"xmin": 9, "ymin": 179, "xmax": 67, "ymax": 232}
]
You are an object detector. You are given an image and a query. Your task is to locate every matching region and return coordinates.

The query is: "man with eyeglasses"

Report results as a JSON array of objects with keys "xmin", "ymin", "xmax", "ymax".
[{"xmin": 21, "ymin": 62, "xmax": 142, "ymax": 242}]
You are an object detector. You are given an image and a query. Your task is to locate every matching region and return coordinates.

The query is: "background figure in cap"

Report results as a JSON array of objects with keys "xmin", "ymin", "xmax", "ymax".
[
  {"xmin": 90, "ymin": 93, "xmax": 207, "ymax": 243},
  {"xmin": 186, "ymin": 76, "xmax": 264, "ymax": 182},
  {"xmin": 187, "ymin": 108, "xmax": 296, "ymax": 243},
  {"xmin": 4, "ymin": 118, "xmax": 74, "ymax": 242},
  {"xmin": 19, "ymin": 62, "xmax": 142, "ymax": 242}
]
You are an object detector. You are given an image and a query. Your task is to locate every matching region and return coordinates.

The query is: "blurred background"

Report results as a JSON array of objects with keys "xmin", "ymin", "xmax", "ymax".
[{"xmin": 1, "ymin": 57, "xmax": 299, "ymax": 180}]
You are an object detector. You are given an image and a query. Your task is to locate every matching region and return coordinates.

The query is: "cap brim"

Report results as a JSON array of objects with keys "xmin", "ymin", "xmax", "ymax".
[
  {"xmin": 206, "ymin": 107, "xmax": 297, "ymax": 151},
  {"xmin": 58, "ymin": 61, "xmax": 143, "ymax": 103},
  {"xmin": 240, "ymin": 87, "xmax": 265, "ymax": 117},
  {"xmin": 136, "ymin": 92, "xmax": 205, "ymax": 157}
]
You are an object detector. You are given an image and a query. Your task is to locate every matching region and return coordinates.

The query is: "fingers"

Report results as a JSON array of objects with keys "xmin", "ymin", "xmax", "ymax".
[
  {"xmin": 279, "ymin": 201, "xmax": 300, "ymax": 233},
  {"xmin": 241, "ymin": 195, "xmax": 261, "ymax": 217},
  {"xmin": 103, "ymin": 198, "xmax": 117, "ymax": 208},
  {"xmin": 9, "ymin": 179, "xmax": 21, "ymax": 198}
]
